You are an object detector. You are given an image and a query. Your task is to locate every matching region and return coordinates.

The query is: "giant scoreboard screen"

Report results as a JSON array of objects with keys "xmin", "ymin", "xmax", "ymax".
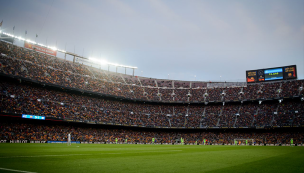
[{"xmin": 246, "ymin": 65, "xmax": 297, "ymax": 83}]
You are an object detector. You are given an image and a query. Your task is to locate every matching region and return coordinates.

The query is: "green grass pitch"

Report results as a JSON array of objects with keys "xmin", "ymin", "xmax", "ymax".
[{"xmin": 0, "ymin": 144, "xmax": 303, "ymax": 173}]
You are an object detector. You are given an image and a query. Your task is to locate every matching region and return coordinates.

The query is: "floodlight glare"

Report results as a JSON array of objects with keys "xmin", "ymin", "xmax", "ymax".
[
  {"xmin": 26, "ymin": 39, "xmax": 36, "ymax": 44},
  {"xmin": 89, "ymin": 57, "xmax": 99, "ymax": 62},
  {"xmin": 100, "ymin": 59, "xmax": 108, "ymax": 65},
  {"xmin": 48, "ymin": 46, "xmax": 57, "ymax": 51},
  {"xmin": 18, "ymin": 37, "xmax": 25, "ymax": 41},
  {"xmin": 2, "ymin": 31, "xmax": 137, "ymax": 69},
  {"xmin": 89, "ymin": 57, "xmax": 109, "ymax": 65}
]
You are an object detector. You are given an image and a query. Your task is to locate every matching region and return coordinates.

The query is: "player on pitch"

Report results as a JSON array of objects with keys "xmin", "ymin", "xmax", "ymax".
[
  {"xmin": 290, "ymin": 138, "xmax": 293, "ymax": 146},
  {"xmin": 67, "ymin": 133, "xmax": 71, "ymax": 146}
]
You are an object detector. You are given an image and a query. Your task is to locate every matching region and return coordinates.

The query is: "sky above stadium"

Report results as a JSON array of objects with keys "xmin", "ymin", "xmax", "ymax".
[{"xmin": 0, "ymin": 0, "xmax": 303, "ymax": 82}]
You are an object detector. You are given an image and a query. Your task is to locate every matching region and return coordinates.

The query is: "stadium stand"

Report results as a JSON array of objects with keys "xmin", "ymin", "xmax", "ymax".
[
  {"xmin": 0, "ymin": 40, "xmax": 303, "ymax": 146},
  {"xmin": 0, "ymin": 41, "xmax": 303, "ymax": 103},
  {"xmin": 0, "ymin": 80, "xmax": 303, "ymax": 128},
  {"xmin": 1, "ymin": 118, "xmax": 303, "ymax": 145}
]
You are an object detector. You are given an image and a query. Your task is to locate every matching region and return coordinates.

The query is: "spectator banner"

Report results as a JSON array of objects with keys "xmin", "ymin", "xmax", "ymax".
[{"xmin": 24, "ymin": 42, "xmax": 57, "ymax": 56}]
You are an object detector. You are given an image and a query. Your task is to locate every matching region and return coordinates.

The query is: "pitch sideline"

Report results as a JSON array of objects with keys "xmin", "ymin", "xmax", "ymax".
[{"xmin": 0, "ymin": 167, "xmax": 37, "ymax": 173}]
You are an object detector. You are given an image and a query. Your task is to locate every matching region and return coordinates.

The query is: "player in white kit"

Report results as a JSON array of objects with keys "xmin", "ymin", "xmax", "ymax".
[{"xmin": 67, "ymin": 133, "xmax": 71, "ymax": 146}]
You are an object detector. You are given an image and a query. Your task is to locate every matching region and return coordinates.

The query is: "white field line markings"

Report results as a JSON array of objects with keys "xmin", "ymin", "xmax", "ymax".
[
  {"xmin": 0, "ymin": 167, "xmax": 37, "ymax": 173},
  {"xmin": 0, "ymin": 154, "xmax": 91, "ymax": 159}
]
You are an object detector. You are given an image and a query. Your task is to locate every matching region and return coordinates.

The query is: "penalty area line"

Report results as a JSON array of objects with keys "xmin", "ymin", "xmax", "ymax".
[{"xmin": 0, "ymin": 167, "xmax": 37, "ymax": 173}]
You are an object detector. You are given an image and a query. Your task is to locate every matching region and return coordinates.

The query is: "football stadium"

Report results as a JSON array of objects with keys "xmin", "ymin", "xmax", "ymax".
[{"xmin": 0, "ymin": 1, "xmax": 304, "ymax": 173}]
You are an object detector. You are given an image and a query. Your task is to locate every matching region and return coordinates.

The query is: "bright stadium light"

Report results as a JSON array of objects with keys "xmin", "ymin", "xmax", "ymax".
[
  {"xmin": 38, "ymin": 43, "xmax": 45, "ymax": 47},
  {"xmin": 58, "ymin": 49, "xmax": 66, "ymax": 53},
  {"xmin": 89, "ymin": 57, "xmax": 100, "ymax": 63},
  {"xmin": 100, "ymin": 60, "xmax": 108, "ymax": 64},
  {"xmin": 17, "ymin": 36, "xmax": 25, "ymax": 41},
  {"xmin": 48, "ymin": 46, "xmax": 58, "ymax": 51},
  {"xmin": 1, "ymin": 31, "xmax": 136, "ymax": 68},
  {"xmin": 90, "ymin": 57, "xmax": 109, "ymax": 65},
  {"xmin": 26, "ymin": 39, "xmax": 36, "ymax": 44},
  {"xmin": 89, "ymin": 57, "xmax": 137, "ymax": 69}
]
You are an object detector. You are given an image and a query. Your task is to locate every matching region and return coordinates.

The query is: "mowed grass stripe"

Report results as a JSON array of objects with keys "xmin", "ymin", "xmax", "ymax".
[
  {"xmin": 205, "ymin": 149, "xmax": 304, "ymax": 173},
  {"xmin": 0, "ymin": 144, "xmax": 303, "ymax": 173}
]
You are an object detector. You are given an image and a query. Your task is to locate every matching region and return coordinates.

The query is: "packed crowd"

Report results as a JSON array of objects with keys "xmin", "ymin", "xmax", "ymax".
[
  {"xmin": 1, "ymin": 81, "xmax": 303, "ymax": 128},
  {"xmin": 1, "ymin": 121, "xmax": 303, "ymax": 144},
  {"xmin": 0, "ymin": 41, "xmax": 303, "ymax": 103}
]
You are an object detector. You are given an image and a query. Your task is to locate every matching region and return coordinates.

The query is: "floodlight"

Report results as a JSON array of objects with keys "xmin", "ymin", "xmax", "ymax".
[
  {"xmin": 48, "ymin": 46, "xmax": 57, "ymax": 51},
  {"xmin": 26, "ymin": 39, "xmax": 36, "ymax": 44},
  {"xmin": 89, "ymin": 57, "xmax": 98, "ymax": 61},
  {"xmin": 18, "ymin": 37, "xmax": 25, "ymax": 41},
  {"xmin": 89, "ymin": 57, "xmax": 108, "ymax": 65},
  {"xmin": 100, "ymin": 59, "xmax": 108, "ymax": 65},
  {"xmin": 38, "ymin": 43, "xmax": 45, "ymax": 47},
  {"xmin": 2, "ymin": 31, "xmax": 137, "ymax": 68}
]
